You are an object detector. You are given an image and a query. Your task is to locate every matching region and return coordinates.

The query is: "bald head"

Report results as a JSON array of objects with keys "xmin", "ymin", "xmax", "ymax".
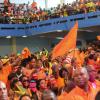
[
  {"xmin": 73, "ymin": 67, "xmax": 89, "ymax": 88},
  {"xmin": 0, "ymin": 81, "xmax": 8, "ymax": 100},
  {"xmin": 73, "ymin": 67, "xmax": 89, "ymax": 80},
  {"xmin": 42, "ymin": 90, "xmax": 57, "ymax": 100}
]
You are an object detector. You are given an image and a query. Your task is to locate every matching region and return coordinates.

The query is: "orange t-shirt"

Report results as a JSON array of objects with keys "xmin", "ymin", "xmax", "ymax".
[
  {"xmin": 37, "ymin": 69, "xmax": 46, "ymax": 80},
  {"xmin": 55, "ymin": 77, "xmax": 65, "ymax": 89},
  {"xmin": 22, "ymin": 67, "xmax": 34, "ymax": 77},
  {"xmin": 67, "ymin": 85, "xmax": 99, "ymax": 100},
  {"xmin": 0, "ymin": 64, "xmax": 12, "ymax": 85},
  {"xmin": 89, "ymin": 80, "xmax": 100, "ymax": 90},
  {"xmin": 58, "ymin": 91, "xmax": 68, "ymax": 100}
]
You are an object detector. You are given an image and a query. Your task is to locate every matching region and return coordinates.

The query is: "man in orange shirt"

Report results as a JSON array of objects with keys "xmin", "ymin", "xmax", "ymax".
[
  {"xmin": 0, "ymin": 58, "xmax": 12, "ymax": 85},
  {"xmin": 67, "ymin": 67, "xmax": 99, "ymax": 100}
]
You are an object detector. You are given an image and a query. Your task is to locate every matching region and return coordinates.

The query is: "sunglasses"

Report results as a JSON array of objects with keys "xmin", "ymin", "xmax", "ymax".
[{"xmin": 22, "ymin": 80, "xmax": 29, "ymax": 82}]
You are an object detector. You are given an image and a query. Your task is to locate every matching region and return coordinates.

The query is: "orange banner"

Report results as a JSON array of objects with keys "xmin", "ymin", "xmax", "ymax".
[{"xmin": 52, "ymin": 22, "xmax": 78, "ymax": 59}]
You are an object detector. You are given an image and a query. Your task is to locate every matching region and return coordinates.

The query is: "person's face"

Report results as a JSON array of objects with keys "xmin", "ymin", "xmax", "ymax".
[
  {"xmin": 41, "ymin": 55, "xmax": 47, "ymax": 61},
  {"xmin": 22, "ymin": 77, "xmax": 29, "ymax": 88},
  {"xmin": 40, "ymin": 80, "xmax": 47, "ymax": 90},
  {"xmin": 9, "ymin": 57, "xmax": 16, "ymax": 63},
  {"xmin": 0, "ymin": 60, "xmax": 3, "ymax": 70},
  {"xmin": 36, "ymin": 60, "xmax": 42, "ymax": 68},
  {"xmin": 21, "ymin": 96, "xmax": 31, "ymax": 100},
  {"xmin": 50, "ymin": 78, "xmax": 57, "ymax": 89},
  {"xmin": 29, "ymin": 58, "xmax": 36, "ymax": 68},
  {"xmin": 87, "ymin": 47, "xmax": 92, "ymax": 53},
  {"xmin": 29, "ymin": 81, "xmax": 37, "ymax": 93},
  {"xmin": 22, "ymin": 50, "xmax": 27, "ymax": 55},
  {"xmin": 12, "ymin": 65, "xmax": 19, "ymax": 73},
  {"xmin": 0, "ymin": 82, "xmax": 8, "ymax": 100},
  {"xmin": 62, "ymin": 70, "xmax": 68, "ymax": 79},
  {"xmin": 42, "ymin": 93, "xmax": 56, "ymax": 100},
  {"xmin": 88, "ymin": 66, "xmax": 97, "ymax": 82},
  {"xmin": 74, "ymin": 69, "xmax": 88, "ymax": 88},
  {"xmin": 32, "ymin": 71, "xmax": 38, "ymax": 80}
]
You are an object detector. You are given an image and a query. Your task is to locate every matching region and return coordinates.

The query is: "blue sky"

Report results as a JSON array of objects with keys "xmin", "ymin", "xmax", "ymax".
[{"xmin": 9, "ymin": 0, "xmax": 75, "ymax": 8}]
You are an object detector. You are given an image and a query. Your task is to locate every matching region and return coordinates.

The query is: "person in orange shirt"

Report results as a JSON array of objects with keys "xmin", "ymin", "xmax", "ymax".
[
  {"xmin": 53, "ymin": 66, "xmax": 65, "ymax": 89},
  {"xmin": 0, "ymin": 58, "xmax": 12, "ymax": 85},
  {"xmin": 58, "ymin": 79, "xmax": 76, "ymax": 100},
  {"xmin": 67, "ymin": 67, "xmax": 99, "ymax": 100},
  {"xmin": 58, "ymin": 68, "xmax": 75, "ymax": 100},
  {"xmin": 86, "ymin": 65, "xmax": 100, "ymax": 89}
]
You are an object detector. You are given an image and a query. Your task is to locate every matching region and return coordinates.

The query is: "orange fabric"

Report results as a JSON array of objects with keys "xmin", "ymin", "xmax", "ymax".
[
  {"xmin": 21, "ymin": 47, "xmax": 31, "ymax": 59},
  {"xmin": 55, "ymin": 77, "xmax": 65, "ymax": 89},
  {"xmin": 0, "ymin": 65, "xmax": 12, "ymax": 85},
  {"xmin": 80, "ymin": 51, "xmax": 85, "ymax": 65},
  {"xmin": 97, "ymin": 36, "xmax": 100, "ymax": 40},
  {"xmin": 67, "ymin": 85, "xmax": 99, "ymax": 100},
  {"xmin": 89, "ymin": 80, "xmax": 100, "ymax": 90},
  {"xmin": 52, "ymin": 22, "xmax": 78, "ymax": 59},
  {"xmin": 74, "ymin": 49, "xmax": 82, "ymax": 67},
  {"xmin": 96, "ymin": 57, "xmax": 100, "ymax": 67},
  {"xmin": 68, "ymin": 49, "xmax": 82, "ymax": 67},
  {"xmin": 95, "ymin": 80, "xmax": 100, "ymax": 89},
  {"xmin": 58, "ymin": 91, "xmax": 68, "ymax": 100},
  {"xmin": 58, "ymin": 92, "xmax": 68, "ymax": 100},
  {"xmin": 37, "ymin": 69, "xmax": 46, "ymax": 80}
]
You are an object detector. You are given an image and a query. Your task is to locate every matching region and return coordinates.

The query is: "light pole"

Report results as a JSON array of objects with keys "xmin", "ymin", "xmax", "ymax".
[
  {"xmin": 45, "ymin": 0, "xmax": 48, "ymax": 9},
  {"xmin": 60, "ymin": 0, "xmax": 64, "ymax": 6}
]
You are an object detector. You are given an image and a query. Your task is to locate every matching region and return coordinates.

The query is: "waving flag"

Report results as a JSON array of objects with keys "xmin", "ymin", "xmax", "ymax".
[{"xmin": 52, "ymin": 22, "xmax": 78, "ymax": 59}]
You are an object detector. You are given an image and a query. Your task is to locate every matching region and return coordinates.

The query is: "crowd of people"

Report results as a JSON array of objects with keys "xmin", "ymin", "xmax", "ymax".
[
  {"xmin": 0, "ymin": 0, "xmax": 100, "ymax": 24},
  {"xmin": 0, "ymin": 39, "xmax": 100, "ymax": 100}
]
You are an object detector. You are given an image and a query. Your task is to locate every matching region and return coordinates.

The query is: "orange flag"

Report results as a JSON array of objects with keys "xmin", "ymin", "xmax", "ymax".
[
  {"xmin": 52, "ymin": 22, "xmax": 78, "ymax": 59},
  {"xmin": 68, "ymin": 49, "xmax": 82, "ymax": 67},
  {"xmin": 80, "ymin": 51, "xmax": 85, "ymax": 65},
  {"xmin": 74, "ymin": 49, "xmax": 82, "ymax": 67}
]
